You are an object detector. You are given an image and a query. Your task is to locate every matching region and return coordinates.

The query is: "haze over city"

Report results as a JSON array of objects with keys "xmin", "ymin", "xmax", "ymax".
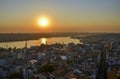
[{"xmin": 0, "ymin": 0, "xmax": 120, "ymax": 33}]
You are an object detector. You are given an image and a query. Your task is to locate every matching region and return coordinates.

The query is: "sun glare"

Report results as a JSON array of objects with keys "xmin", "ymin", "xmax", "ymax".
[{"xmin": 38, "ymin": 17, "xmax": 48, "ymax": 27}]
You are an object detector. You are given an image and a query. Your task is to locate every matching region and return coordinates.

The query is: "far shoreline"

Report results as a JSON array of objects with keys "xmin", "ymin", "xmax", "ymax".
[{"xmin": 0, "ymin": 33, "xmax": 119, "ymax": 43}]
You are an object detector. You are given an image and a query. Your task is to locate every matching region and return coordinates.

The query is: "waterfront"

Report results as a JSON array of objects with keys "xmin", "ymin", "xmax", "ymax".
[
  {"xmin": 0, "ymin": 37, "xmax": 80, "ymax": 48},
  {"xmin": 0, "ymin": 34, "xmax": 120, "ymax": 79}
]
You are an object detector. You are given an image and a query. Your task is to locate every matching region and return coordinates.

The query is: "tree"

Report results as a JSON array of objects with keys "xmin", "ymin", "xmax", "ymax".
[
  {"xmin": 38, "ymin": 65, "xmax": 55, "ymax": 73},
  {"xmin": 8, "ymin": 73, "xmax": 23, "ymax": 79}
]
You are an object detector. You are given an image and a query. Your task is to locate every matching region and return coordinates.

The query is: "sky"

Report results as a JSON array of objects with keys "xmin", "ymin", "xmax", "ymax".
[{"xmin": 0, "ymin": 0, "xmax": 120, "ymax": 33}]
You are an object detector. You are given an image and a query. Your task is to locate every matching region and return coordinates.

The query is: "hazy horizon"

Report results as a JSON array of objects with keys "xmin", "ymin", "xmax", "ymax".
[{"xmin": 0, "ymin": 0, "xmax": 120, "ymax": 33}]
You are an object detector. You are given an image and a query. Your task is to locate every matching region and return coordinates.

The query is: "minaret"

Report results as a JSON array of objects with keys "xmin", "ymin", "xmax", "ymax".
[
  {"xmin": 25, "ymin": 40, "xmax": 27, "ymax": 48},
  {"xmin": 6, "ymin": 44, "xmax": 8, "ymax": 49},
  {"xmin": 23, "ymin": 40, "xmax": 27, "ymax": 59},
  {"xmin": 110, "ymin": 41, "xmax": 113, "ymax": 50}
]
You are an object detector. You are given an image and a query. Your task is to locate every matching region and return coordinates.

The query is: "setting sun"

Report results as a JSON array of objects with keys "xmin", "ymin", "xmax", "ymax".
[{"xmin": 38, "ymin": 17, "xmax": 49, "ymax": 27}]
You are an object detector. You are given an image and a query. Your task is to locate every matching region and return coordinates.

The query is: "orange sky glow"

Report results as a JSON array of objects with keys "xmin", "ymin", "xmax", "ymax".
[{"xmin": 0, "ymin": 0, "xmax": 120, "ymax": 33}]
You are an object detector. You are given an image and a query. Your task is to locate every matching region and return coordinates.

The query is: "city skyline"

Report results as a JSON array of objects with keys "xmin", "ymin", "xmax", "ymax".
[{"xmin": 0, "ymin": 0, "xmax": 120, "ymax": 33}]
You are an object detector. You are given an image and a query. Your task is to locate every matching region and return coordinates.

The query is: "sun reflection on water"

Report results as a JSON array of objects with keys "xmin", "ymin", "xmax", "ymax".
[{"xmin": 41, "ymin": 38, "xmax": 47, "ymax": 45}]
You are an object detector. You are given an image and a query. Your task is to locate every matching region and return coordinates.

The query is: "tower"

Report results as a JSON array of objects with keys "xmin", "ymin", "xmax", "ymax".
[
  {"xmin": 25, "ymin": 40, "xmax": 27, "ymax": 48},
  {"xmin": 23, "ymin": 40, "xmax": 27, "ymax": 59},
  {"xmin": 96, "ymin": 45, "xmax": 108, "ymax": 79}
]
